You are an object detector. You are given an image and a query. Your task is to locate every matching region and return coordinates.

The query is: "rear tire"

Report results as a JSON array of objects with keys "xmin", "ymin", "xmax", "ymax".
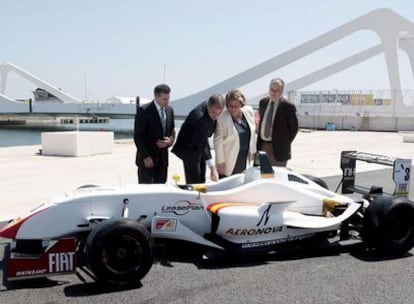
[
  {"xmin": 363, "ymin": 196, "xmax": 414, "ymax": 255},
  {"xmin": 85, "ymin": 219, "xmax": 154, "ymax": 286}
]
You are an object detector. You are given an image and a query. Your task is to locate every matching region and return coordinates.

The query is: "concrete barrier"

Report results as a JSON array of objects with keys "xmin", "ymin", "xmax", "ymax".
[
  {"xmin": 41, "ymin": 131, "xmax": 114, "ymax": 156},
  {"xmin": 402, "ymin": 134, "xmax": 414, "ymax": 143}
]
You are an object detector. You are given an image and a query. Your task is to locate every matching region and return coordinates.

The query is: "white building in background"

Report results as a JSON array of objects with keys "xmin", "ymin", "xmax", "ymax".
[{"xmin": 105, "ymin": 96, "xmax": 151, "ymax": 105}]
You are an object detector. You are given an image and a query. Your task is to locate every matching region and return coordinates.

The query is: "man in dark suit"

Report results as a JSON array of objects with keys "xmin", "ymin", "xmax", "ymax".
[
  {"xmin": 172, "ymin": 94, "xmax": 225, "ymax": 184},
  {"xmin": 257, "ymin": 78, "xmax": 298, "ymax": 166},
  {"xmin": 134, "ymin": 84, "xmax": 175, "ymax": 183}
]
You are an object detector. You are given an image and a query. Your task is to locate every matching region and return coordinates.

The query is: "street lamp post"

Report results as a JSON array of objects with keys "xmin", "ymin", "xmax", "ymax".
[{"xmin": 163, "ymin": 64, "xmax": 166, "ymax": 83}]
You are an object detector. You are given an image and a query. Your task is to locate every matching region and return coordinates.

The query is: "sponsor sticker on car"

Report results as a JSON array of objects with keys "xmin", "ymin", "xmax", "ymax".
[{"xmin": 154, "ymin": 218, "xmax": 177, "ymax": 231}]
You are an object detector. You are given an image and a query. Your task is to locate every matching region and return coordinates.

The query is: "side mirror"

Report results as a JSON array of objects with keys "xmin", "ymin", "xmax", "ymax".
[{"xmin": 254, "ymin": 151, "xmax": 274, "ymax": 178}]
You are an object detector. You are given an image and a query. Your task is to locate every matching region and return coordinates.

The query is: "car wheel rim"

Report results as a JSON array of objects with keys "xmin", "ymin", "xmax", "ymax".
[{"xmin": 101, "ymin": 234, "xmax": 144, "ymax": 274}]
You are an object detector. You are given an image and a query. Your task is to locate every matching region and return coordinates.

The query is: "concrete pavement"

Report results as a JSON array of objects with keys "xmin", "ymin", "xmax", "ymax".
[{"xmin": 1, "ymin": 130, "xmax": 414, "ymax": 221}]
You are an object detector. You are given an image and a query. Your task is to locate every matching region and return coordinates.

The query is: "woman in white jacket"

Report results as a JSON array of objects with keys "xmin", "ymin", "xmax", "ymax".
[{"xmin": 214, "ymin": 89, "xmax": 257, "ymax": 178}]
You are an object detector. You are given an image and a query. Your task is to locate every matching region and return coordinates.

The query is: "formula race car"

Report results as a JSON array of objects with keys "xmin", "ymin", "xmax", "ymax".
[{"xmin": 1, "ymin": 151, "xmax": 413, "ymax": 287}]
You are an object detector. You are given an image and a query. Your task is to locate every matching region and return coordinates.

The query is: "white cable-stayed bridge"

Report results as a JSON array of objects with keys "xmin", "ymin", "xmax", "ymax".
[{"xmin": 1, "ymin": 8, "xmax": 414, "ymax": 130}]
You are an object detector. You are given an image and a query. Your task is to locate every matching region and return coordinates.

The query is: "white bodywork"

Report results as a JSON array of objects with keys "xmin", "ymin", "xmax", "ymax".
[{"xmin": 2, "ymin": 166, "xmax": 359, "ymax": 251}]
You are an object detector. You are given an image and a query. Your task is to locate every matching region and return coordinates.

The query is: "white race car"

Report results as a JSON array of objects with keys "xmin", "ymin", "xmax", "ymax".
[{"xmin": 1, "ymin": 151, "xmax": 413, "ymax": 287}]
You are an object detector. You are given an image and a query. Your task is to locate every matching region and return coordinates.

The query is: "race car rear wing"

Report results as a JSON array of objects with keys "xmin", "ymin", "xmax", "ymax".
[{"xmin": 340, "ymin": 151, "xmax": 411, "ymax": 197}]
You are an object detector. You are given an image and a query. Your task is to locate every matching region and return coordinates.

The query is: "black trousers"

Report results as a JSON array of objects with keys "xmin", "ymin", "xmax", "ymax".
[
  {"xmin": 138, "ymin": 154, "xmax": 168, "ymax": 184},
  {"xmin": 259, "ymin": 141, "xmax": 288, "ymax": 167},
  {"xmin": 183, "ymin": 158, "xmax": 206, "ymax": 184}
]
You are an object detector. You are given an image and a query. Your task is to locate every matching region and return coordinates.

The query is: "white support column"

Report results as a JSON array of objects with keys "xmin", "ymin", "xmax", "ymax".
[{"xmin": 0, "ymin": 64, "xmax": 9, "ymax": 94}]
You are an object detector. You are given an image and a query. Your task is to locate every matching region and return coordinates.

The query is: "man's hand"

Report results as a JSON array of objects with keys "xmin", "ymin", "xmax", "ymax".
[
  {"xmin": 156, "ymin": 137, "xmax": 172, "ymax": 149},
  {"xmin": 210, "ymin": 166, "xmax": 219, "ymax": 182},
  {"xmin": 143, "ymin": 156, "xmax": 154, "ymax": 168},
  {"xmin": 217, "ymin": 163, "xmax": 226, "ymax": 176}
]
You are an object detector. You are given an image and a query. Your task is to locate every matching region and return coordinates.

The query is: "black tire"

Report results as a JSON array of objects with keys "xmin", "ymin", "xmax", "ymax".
[
  {"xmin": 302, "ymin": 174, "xmax": 329, "ymax": 190},
  {"xmin": 363, "ymin": 196, "xmax": 414, "ymax": 255},
  {"xmin": 85, "ymin": 219, "xmax": 154, "ymax": 286}
]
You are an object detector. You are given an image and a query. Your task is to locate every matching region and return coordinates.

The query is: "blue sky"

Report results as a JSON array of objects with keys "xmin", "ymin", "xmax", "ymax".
[{"xmin": 1, "ymin": 0, "xmax": 414, "ymax": 102}]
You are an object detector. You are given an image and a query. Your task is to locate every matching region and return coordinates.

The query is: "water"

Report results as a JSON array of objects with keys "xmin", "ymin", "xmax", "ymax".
[
  {"xmin": 0, "ymin": 118, "xmax": 184, "ymax": 147},
  {"xmin": 0, "ymin": 119, "xmax": 135, "ymax": 147}
]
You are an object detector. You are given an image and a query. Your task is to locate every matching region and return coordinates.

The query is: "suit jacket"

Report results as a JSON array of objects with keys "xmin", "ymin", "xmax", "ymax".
[
  {"xmin": 257, "ymin": 97, "xmax": 298, "ymax": 161},
  {"xmin": 172, "ymin": 101, "xmax": 216, "ymax": 162},
  {"xmin": 214, "ymin": 105, "xmax": 257, "ymax": 176},
  {"xmin": 134, "ymin": 101, "xmax": 175, "ymax": 167}
]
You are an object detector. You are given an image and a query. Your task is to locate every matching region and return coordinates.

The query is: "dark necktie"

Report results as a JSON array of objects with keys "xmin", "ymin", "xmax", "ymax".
[
  {"xmin": 160, "ymin": 108, "xmax": 167, "ymax": 136},
  {"xmin": 264, "ymin": 102, "xmax": 274, "ymax": 139}
]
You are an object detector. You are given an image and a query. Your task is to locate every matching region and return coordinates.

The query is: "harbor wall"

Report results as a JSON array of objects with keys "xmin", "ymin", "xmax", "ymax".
[{"xmin": 298, "ymin": 115, "xmax": 414, "ymax": 131}]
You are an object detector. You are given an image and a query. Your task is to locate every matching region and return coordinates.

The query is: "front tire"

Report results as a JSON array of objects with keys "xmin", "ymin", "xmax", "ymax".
[{"xmin": 85, "ymin": 219, "xmax": 154, "ymax": 286}]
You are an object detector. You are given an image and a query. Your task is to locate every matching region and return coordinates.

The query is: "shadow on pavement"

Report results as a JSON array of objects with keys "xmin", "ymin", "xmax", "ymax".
[{"xmin": 63, "ymin": 280, "xmax": 142, "ymax": 297}]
